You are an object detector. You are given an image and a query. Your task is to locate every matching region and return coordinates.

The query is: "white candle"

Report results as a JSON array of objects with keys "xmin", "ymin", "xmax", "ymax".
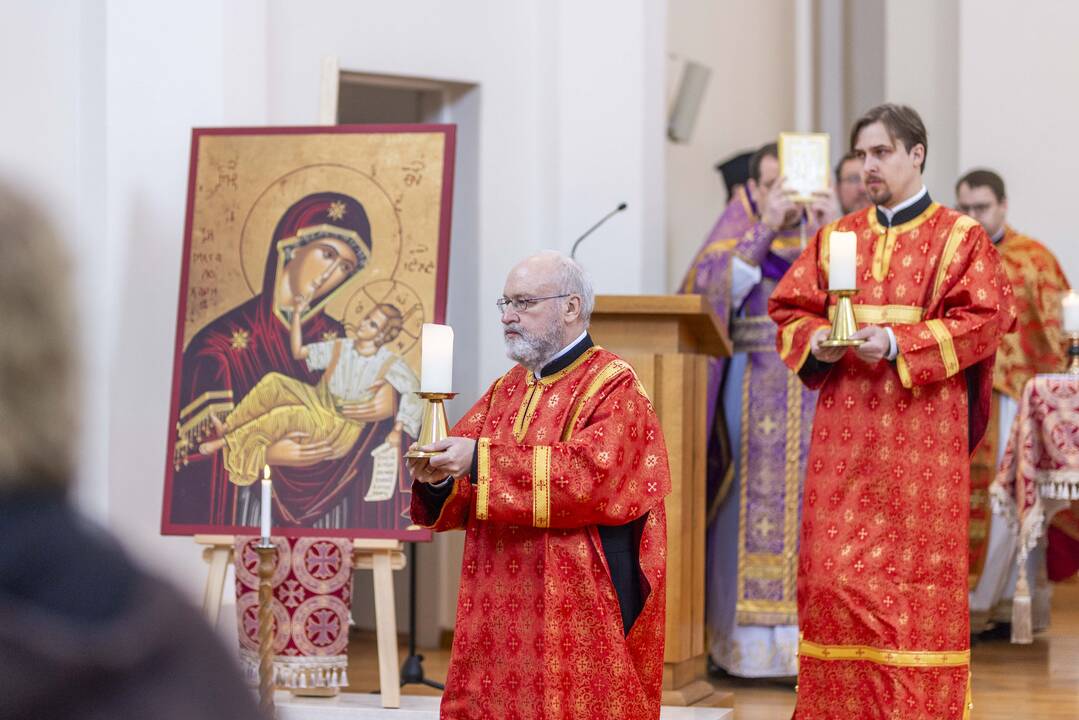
[
  {"xmin": 1063, "ymin": 292, "xmax": 1079, "ymax": 334},
  {"xmin": 420, "ymin": 323, "xmax": 454, "ymax": 392},
  {"xmin": 260, "ymin": 465, "xmax": 272, "ymax": 540},
  {"xmin": 828, "ymin": 231, "xmax": 858, "ymax": 291}
]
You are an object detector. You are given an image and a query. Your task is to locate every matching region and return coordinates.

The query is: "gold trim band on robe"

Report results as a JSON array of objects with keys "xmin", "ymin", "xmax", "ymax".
[
  {"xmin": 864, "ymin": 203, "xmax": 940, "ymax": 281},
  {"xmin": 561, "ymin": 358, "xmax": 632, "ymax": 441},
  {"xmin": 926, "ymin": 318, "xmax": 961, "ymax": 377},
  {"xmin": 826, "ymin": 303, "xmax": 925, "ymax": 326},
  {"xmin": 513, "ymin": 383, "xmax": 545, "ymax": 441},
  {"xmin": 475, "ymin": 437, "xmax": 491, "ymax": 520},
  {"xmin": 933, "ymin": 216, "xmax": 978, "ymax": 299},
  {"xmin": 515, "ymin": 347, "xmax": 601, "ymax": 441},
  {"xmin": 779, "ymin": 317, "xmax": 810, "ymax": 361},
  {"xmin": 532, "ymin": 445, "xmax": 551, "ymax": 528},
  {"xmin": 871, "ymin": 228, "xmax": 898, "ymax": 283},
  {"xmin": 798, "ymin": 639, "xmax": 970, "ymax": 667}
]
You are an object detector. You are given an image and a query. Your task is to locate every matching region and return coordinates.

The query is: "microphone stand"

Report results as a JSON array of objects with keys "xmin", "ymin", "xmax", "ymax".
[
  {"xmin": 570, "ymin": 202, "xmax": 628, "ymax": 259},
  {"xmin": 399, "ymin": 541, "xmax": 444, "ymax": 690}
]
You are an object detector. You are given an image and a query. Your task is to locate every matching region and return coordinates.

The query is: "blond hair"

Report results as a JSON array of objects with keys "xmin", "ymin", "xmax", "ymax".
[{"xmin": 0, "ymin": 182, "xmax": 75, "ymax": 491}]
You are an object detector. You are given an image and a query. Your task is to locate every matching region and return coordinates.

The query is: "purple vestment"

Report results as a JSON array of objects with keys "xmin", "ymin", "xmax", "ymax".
[{"xmin": 680, "ymin": 187, "xmax": 817, "ymax": 676}]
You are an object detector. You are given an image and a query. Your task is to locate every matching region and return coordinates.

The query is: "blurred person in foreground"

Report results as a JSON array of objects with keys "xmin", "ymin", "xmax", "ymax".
[{"xmin": 0, "ymin": 182, "xmax": 262, "ymax": 720}]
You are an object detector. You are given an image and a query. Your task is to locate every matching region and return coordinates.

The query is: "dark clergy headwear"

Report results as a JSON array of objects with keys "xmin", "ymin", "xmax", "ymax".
[{"xmin": 715, "ymin": 151, "xmax": 753, "ymax": 198}]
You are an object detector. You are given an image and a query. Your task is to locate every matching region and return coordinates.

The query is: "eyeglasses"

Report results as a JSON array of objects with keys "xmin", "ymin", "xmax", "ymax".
[
  {"xmin": 957, "ymin": 203, "xmax": 994, "ymax": 215},
  {"xmin": 495, "ymin": 294, "xmax": 570, "ymax": 314}
]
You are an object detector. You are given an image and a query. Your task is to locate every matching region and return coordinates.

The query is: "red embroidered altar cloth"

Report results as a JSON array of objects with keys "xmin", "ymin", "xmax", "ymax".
[{"xmin": 992, "ymin": 374, "xmax": 1079, "ymax": 640}]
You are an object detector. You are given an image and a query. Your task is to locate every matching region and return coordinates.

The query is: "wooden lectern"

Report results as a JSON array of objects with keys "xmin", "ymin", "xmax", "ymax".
[{"xmin": 589, "ymin": 295, "xmax": 731, "ymax": 707}]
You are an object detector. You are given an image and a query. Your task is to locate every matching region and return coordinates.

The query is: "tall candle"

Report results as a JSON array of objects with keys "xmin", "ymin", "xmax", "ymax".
[
  {"xmin": 420, "ymin": 323, "xmax": 454, "ymax": 393},
  {"xmin": 1063, "ymin": 292, "xmax": 1079, "ymax": 334},
  {"xmin": 260, "ymin": 465, "xmax": 272, "ymax": 541},
  {"xmin": 828, "ymin": 231, "xmax": 858, "ymax": 291}
]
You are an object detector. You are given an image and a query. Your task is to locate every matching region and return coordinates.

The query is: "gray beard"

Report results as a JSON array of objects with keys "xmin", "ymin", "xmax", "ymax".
[{"xmin": 504, "ymin": 323, "xmax": 565, "ymax": 372}]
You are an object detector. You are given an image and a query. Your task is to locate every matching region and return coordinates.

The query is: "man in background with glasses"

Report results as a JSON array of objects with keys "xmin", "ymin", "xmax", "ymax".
[
  {"xmin": 835, "ymin": 151, "xmax": 870, "ymax": 214},
  {"xmin": 957, "ymin": 169, "xmax": 1073, "ymax": 637},
  {"xmin": 406, "ymin": 251, "xmax": 672, "ymax": 719}
]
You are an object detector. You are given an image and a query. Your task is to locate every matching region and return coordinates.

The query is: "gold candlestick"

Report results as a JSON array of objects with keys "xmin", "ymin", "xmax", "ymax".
[
  {"xmin": 1066, "ymin": 332, "xmax": 1079, "ymax": 374},
  {"xmin": 256, "ymin": 542, "xmax": 276, "ymax": 717},
  {"xmin": 404, "ymin": 392, "xmax": 458, "ymax": 458},
  {"xmin": 821, "ymin": 289, "xmax": 865, "ymax": 348}
]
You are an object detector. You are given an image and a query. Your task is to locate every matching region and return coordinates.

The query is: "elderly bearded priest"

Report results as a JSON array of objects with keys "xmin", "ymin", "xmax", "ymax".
[{"xmin": 407, "ymin": 252, "xmax": 671, "ymax": 720}]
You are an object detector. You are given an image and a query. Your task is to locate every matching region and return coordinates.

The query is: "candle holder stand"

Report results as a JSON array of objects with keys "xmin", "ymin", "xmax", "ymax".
[
  {"xmin": 821, "ymin": 289, "xmax": 865, "ymax": 348},
  {"xmin": 1066, "ymin": 333, "xmax": 1079, "ymax": 375},
  {"xmin": 404, "ymin": 392, "xmax": 458, "ymax": 459},
  {"xmin": 256, "ymin": 541, "xmax": 277, "ymax": 718}
]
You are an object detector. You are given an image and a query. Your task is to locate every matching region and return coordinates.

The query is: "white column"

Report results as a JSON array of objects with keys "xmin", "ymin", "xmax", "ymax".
[
  {"xmin": 794, "ymin": 0, "xmax": 814, "ymax": 132},
  {"xmin": 552, "ymin": 0, "xmax": 666, "ymax": 295},
  {"xmin": 818, "ymin": 0, "xmax": 845, "ymax": 161},
  {"xmin": 884, "ymin": 0, "xmax": 959, "ymax": 205},
  {"xmin": 957, "ymin": 0, "xmax": 1079, "ymax": 277}
]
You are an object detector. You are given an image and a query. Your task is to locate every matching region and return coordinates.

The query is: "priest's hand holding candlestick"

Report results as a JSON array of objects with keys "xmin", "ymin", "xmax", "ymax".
[
  {"xmin": 812, "ymin": 318, "xmax": 891, "ymax": 364},
  {"xmin": 407, "ymin": 437, "xmax": 476, "ymax": 483},
  {"xmin": 848, "ymin": 326, "xmax": 891, "ymax": 362},
  {"xmin": 811, "ymin": 327, "xmax": 849, "ymax": 363}
]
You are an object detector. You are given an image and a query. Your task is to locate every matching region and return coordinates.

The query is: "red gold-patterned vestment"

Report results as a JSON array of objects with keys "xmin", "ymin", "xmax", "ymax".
[
  {"xmin": 411, "ymin": 345, "xmax": 671, "ymax": 720},
  {"xmin": 769, "ymin": 202, "xmax": 1016, "ymax": 719},
  {"xmin": 967, "ymin": 228, "xmax": 1070, "ymax": 585}
]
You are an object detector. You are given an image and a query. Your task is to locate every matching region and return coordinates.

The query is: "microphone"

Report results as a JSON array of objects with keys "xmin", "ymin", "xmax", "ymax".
[{"xmin": 569, "ymin": 202, "xmax": 628, "ymax": 259}]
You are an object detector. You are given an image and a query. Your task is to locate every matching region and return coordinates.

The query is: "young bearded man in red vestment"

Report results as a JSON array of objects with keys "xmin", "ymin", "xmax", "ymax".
[
  {"xmin": 956, "ymin": 169, "xmax": 1072, "ymax": 630},
  {"xmin": 769, "ymin": 104, "xmax": 1016, "ymax": 719},
  {"xmin": 407, "ymin": 252, "xmax": 671, "ymax": 720}
]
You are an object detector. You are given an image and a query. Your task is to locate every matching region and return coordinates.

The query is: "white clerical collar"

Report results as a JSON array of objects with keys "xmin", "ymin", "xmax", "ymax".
[
  {"xmin": 535, "ymin": 330, "xmax": 589, "ymax": 378},
  {"xmin": 991, "ymin": 225, "xmax": 1006, "ymax": 243},
  {"xmin": 878, "ymin": 185, "xmax": 927, "ymax": 224}
]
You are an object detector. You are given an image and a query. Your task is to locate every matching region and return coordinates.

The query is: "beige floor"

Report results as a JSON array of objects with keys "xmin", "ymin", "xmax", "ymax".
[{"xmin": 346, "ymin": 578, "xmax": 1079, "ymax": 718}]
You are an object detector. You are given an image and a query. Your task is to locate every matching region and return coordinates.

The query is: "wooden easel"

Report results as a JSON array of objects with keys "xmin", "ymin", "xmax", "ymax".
[{"xmin": 195, "ymin": 534, "xmax": 407, "ymax": 708}]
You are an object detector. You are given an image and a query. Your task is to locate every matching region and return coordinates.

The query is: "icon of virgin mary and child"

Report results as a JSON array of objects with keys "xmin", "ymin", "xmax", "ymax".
[{"xmin": 169, "ymin": 192, "xmax": 421, "ymax": 532}]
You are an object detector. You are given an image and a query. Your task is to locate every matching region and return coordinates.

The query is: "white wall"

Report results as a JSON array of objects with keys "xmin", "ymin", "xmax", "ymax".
[
  {"xmin": 665, "ymin": 0, "xmax": 795, "ymax": 292},
  {"xmin": 884, "ymin": 0, "xmax": 959, "ymax": 207},
  {"xmin": 844, "ymin": 0, "xmax": 885, "ymax": 136},
  {"xmin": 958, "ymin": 0, "xmax": 1079, "ymax": 279},
  {"xmin": 0, "ymin": 2, "xmax": 110, "ymax": 520},
  {"xmin": 266, "ymin": 0, "xmax": 667, "ymax": 388},
  {"xmin": 102, "ymin": 0, "xmax": 273, "ymax": 594}
]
